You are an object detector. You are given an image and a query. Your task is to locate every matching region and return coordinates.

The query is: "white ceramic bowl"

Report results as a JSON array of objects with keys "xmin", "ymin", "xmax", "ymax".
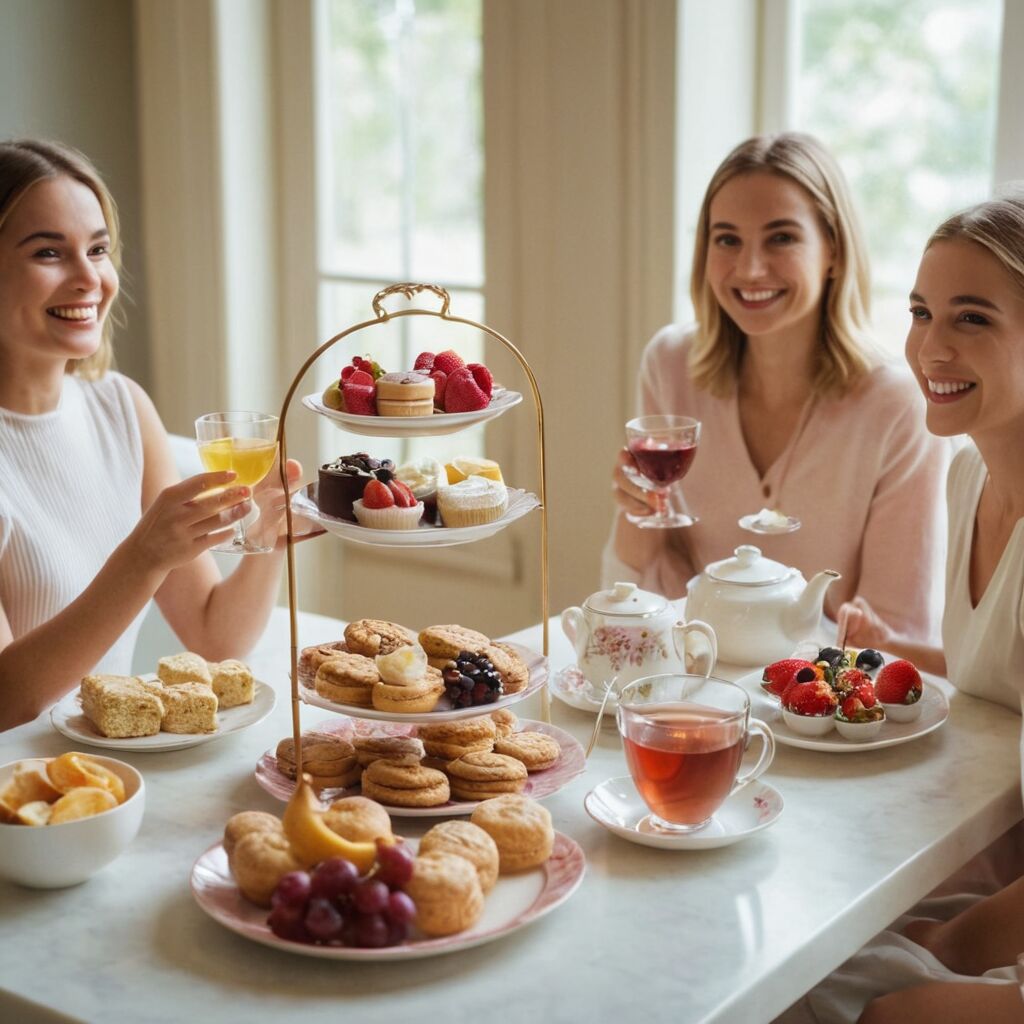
[
  {"xmin": 0, "ymin": 755, "xmax": 145, "ymax": 888},
  {"xmin": 881, "ymin": 699, "xmax": 923, "ymax": 723},
  {"xmin": 782, "ymin": 709, "xmax": 835, "ymax": 736},
  {"xmin": 835, "ymin": 717, "xmax": 885, "ymax": 742}
]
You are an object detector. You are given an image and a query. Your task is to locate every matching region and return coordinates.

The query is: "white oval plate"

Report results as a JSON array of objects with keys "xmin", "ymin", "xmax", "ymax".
[
  {"xmin": 292, "ymin": 484, "xmax": 539, "ymax": 548},
  {"xmin": 300, "ymin": 641, "xmax": 547, "ymax": 723},
  {"xmin": 733, "ymin": 669, "xmax": 949, "ymax": 752},
  {"xmin": 50, "ymin": 677, "xmax": 277, "ymax": 752},
  {"xmin": 255, "ymin": 718, "xmax": 586, "ymax": 817},
  {"xmin": 302, "ymin": 388, "xmax": 523, "ymax": 438},
  {"xmin": 191, "ymin": 831, "xmax": 584, "ymax": 959},
  {"xmin": 738, "ymin": 513, "xmax": 801, "ymax": 535},
  {"xmin": 585, "ymin": 775, "xmax": 783, "ymax": 850}
]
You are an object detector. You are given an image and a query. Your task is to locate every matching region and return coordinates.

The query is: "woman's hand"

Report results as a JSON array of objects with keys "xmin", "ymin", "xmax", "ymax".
[
  {"xmin": 247, "ymin": 458, "xmax": 324, "ymax": 548},
  {"xmin": 613, "ymin": 448, "xmax": 658, "ymax": 518},
  {"xmin": 124, "ymin": 471, "xmax": 252, "ymax": 572},
  {"xmin": 835, "ymin": 596, "xmax": 893, "ymax": 651}
]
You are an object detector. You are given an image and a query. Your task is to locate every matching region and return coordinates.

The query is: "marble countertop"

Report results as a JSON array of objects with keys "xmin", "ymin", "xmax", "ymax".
[{"xmin": 1, "ymin": 606, "xmax": 1021, "ymax": 1024}]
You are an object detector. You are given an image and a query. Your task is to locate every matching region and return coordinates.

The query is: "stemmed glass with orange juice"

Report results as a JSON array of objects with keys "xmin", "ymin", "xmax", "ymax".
[{"xmin": 195, "ymin": 412, "xmax": 280, "ymax": 554}]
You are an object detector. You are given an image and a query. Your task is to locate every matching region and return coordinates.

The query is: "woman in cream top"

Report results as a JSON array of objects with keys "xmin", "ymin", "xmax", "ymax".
[{"xmin": 608, "ymin": 133, "xmax": 947, "ymax": 640}]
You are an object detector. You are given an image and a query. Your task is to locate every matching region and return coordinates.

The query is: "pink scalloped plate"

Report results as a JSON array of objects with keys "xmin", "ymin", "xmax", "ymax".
[
  {"xmin": 255, "ymin": 719, "xmax": 586, "ymax": 817},
  {"xmin": 190, "ymin": 832, "xmax": 585, "ymax": 960}
]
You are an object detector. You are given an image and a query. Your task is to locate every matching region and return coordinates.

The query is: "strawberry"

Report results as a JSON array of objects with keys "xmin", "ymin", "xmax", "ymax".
[
  {"xmin": 353, "ymin": 355, "xmax": 385, "ymax": 380},
  {"xmin": 838, "ymin": 694, "xmax": 884, "ymax": 723},
  {"xmin": 467, "ymin": 362, "xmax": 493, "ymax": 398},
  {"xmin": 387, "ymin": 479, "xmax": 417, "ymax": 508},
  {"xmin": 341, "ymin": 381, "xmax": 377, "ymax": 416},
  {"xmin": 345, "ymin": 369, "xmax": 374, "ymax": 387},
  {"xmin": 430, "ymin": 369, "xmax": 448, "ymax": 408},
  {"xmin": 362, "ymin": 479, "xmax": 394, "ymax": 509},
  {"xmin": 875, "ymin": 660, "xmax": 923, "ymax": 705},
  {"xmin": 444, "ymin": 365, "xmax": 489, "ymax": 413},
  {"xmin": 783, "ymin": 679, "xmax": 838, "ymax": 717},
  {"xmin": 851, "ymin": 680, "xmax": 877, "ymax": 707},
  {"xmin": 840, "ymin": 696, "xmax": 866, "ymax": 719},
  {"xmin": 432, "ymin": 349, "xmax": 465, "ymax": 376},
  {"xmin": 413, "ymin": 351, "xmax": 435, "ymax": 371},
  {"xmin": 832, "ymin": 667, "xmax": 872, "ymax": 697},
  {"xmin": 761, "ymin": 658, "xmax": 816, "ymax": 698}
]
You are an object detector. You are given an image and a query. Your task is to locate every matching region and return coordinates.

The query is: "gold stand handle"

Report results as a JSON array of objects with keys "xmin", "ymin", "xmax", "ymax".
[{"xmin": 372, "ymin": 282, "xmax": 451, "ymax": 318}]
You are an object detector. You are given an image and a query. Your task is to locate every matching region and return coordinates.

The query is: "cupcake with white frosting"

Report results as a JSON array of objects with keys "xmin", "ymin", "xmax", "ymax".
[{"xmin": 437, "ymin": 477, "xmax": 508, "ymax": 528}]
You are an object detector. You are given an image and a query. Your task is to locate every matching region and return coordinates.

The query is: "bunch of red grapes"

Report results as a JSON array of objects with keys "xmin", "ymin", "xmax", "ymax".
[{"xmin": 268, "ymin": 838, "xmax": 417, "ymax": 947}]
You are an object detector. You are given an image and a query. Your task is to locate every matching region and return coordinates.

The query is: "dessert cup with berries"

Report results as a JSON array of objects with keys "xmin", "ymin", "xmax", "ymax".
[{"xmin": 876, "ymin": 660, "xmax": 924, "ymax": 722}]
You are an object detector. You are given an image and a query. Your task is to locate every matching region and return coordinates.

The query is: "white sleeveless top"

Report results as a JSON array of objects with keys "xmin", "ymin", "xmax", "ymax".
[
  {"xmin": 942, "ymin": 444, "xmax": 1024, "ymax": 716},
  {"xmin": 0, "ymin": 372, "xmax": 147, "ymax": 675}
]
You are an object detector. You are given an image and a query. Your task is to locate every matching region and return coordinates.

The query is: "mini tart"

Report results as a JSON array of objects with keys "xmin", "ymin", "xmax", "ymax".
[
  {"xmin": 372, "ymin": 668, "xmax": 445, "ymax": 714},
  {"xmin": 437, "ymin": 477, "xmax": 508, "ymax": 528},
  {"xmin": 375, "ymin": 371, "xmax": 435, "ymax": 416},
  {"xmin": 419, "ymin": 820, "xmax": 499, "ymax": 893},
  {"xmin": 406, "ymin": 850, "xmax": 485, "ymax": 936},
  {"xmin": 353, "ymin": 498, "xmax": 425, "ymax": 530}
]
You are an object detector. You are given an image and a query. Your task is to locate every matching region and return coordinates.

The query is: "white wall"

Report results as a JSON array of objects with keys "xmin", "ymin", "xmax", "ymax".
[{"xmin": 0, "ymin": 0, "xmax": 151, "ymax": 389}]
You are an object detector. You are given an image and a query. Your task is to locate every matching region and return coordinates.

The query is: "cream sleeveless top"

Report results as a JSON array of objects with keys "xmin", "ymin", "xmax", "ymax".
[
  {"xmin": 0, "ymin": 372, "xmax": 147, "ymax": 676},
  {"xmin": 942, "ymin": 444, "xmax": 1024, "ymax": 716}
]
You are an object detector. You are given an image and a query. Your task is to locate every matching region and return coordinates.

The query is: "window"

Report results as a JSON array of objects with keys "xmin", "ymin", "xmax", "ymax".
[{"xmin": 315, "ymin": 0, "xmax": 485, "ymax": 464}]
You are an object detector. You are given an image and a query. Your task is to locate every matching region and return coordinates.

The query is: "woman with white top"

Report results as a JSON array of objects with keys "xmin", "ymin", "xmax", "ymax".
[{"xmin": 0, "ymin": 138, "xmax": 303, "ymax": 731}]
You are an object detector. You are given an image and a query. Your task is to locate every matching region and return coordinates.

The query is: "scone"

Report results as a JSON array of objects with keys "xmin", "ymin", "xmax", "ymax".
[
  {"xmin": 371, "ymin": 666, "xmax": 445, "ymax": 714},
  {"xmin": 157, "ymin": 651, "xmax": 212, "ymax": 687},
  {"xmin": 470, "ymin": 794, "xmax": 554, "ymax": 873},
  {"xmin": 490, "ymin": 708, "xmax": 518, "ymax": 739},
  {"xmin": 314, "ymin": 652, "xmax": 380, "ymax": 707},
  {"xmin": 484, "ymin": 642, "xmax": 530, "ymax": 694},
  {"xmin": 210, "ymin": 659, "xmax": 254, "ymax": 708},
  {"xmin": 352, "ymin": 735, "xmax": 425, "ymax": 768},
  {"xmin": 230, "ymin": 829, "xmax": 303, "ymax": 907},
  {"xmin": 418, "ymin": 624, "xmax": 491, "ymax": 664},
  {"xmin": 416, "ymin": 717, "xmax": 496, "ymax": 760},
  {"xmin": 323, "ymin": 796, "xmax": 393, "ymax": 843},
  {"xmin": 494, "ymin": 731, "xmax": 560, "ymax": 771},
  {"xmin": 160, "ymin": 682, "xmax": 218, "ymax": 733},
  {"xmin": 298, "ymin": 641, "xmax": 348, "ymax": 687},
  {"xmin": 419, "ymin": 820, "xmax": 499, "ymax": 893},
  {"xmin": 344, "ymin": 619, "xmax": 417, "ymax": 658},
  {"xmin": 276, "ymin": 734, "xmax": 361, "ymax": 791},
  {"xmin": 446, "ymin": 751, "xmax": 528, "ymax": 801},
  {"xmin": 79, "ymin": 674, "xmax": 164, "ymax": 738},
  {"xmin": 223, "ymin": 810, "xmax": 283, "ymax": 859},
  {"xmin": 405, "ymin": 850, "xmax": 484, "ymax": 937},
  {"xmin": 359, "ymin": 760, "xmax": 450, "ymax": 808}
]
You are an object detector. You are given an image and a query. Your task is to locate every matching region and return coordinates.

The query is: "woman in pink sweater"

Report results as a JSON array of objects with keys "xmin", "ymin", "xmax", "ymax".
[{"xmin": 608, "ymin": 133, "xmax": 948, "ymax": 639}]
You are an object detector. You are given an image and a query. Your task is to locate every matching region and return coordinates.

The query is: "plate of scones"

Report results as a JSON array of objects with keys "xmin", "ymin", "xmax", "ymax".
[
  {"xmin": 297, "ymin": 620, "xmax": 547, "ymax": 723},
  {"xmin": 255, "ymin": 713, "xmax": 586, "ymax": 817},
  {"xmin": 192, "ymin": 790, "xmax": 585, "ymax": 959},
  {"xmin": 50, "ymin": 652, "xmax": 276, "ymax": 752}
]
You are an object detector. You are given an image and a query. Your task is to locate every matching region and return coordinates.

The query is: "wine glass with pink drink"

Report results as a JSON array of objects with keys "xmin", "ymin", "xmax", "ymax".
[{"xmin": 625, "ymin": 415, "xmax": 701, "ymax": 529}]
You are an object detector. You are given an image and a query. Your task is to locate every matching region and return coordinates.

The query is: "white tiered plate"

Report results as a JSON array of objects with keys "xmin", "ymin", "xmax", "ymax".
[
  {"xmin": 50, "ymin": 677, "xmax": 277, "ymax": 752},
  {"xmin": 292, "ymin": 484, "xmax": 540, "ymax": 548},
  {"xmin": 191, "ymin": 831, "xmax": 585, "ymax": 959},
  {"xmin": 300, "ymin": 641, "xmax": 547, "ymax": 723},
  {"xmin": 733, "ymin": 669, "xmax": 949, "ymax": 752},
  {"xmin": 255, "ymin": 719, "xmax": 586, "ymax": 817},
  {"xmin": 302, "ymin": 388, "xmax": 523, "ymax": 438}
]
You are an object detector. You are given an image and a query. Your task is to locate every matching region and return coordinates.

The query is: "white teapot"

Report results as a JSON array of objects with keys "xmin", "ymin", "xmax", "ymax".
[
  {"xmin": 561, "ymin": 582, "xmax": 717, "ymax": 690},
  {"xmin": 685, "ymin": 545, "xmax": 840, "ymax": 666}
]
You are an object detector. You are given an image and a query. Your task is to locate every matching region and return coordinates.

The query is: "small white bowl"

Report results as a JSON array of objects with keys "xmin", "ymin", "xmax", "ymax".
[
  {"xmin": 782, "ymin": 709, "xmax": 835, "ymax": 736},
  {"xmin": 881, "ymin": 699, "xmax": 923, "ymax": 723},
  {"xmin": 835, "ymin": 717, "xmax": 885, "ymax": 742},
  {"xmin": 0, "ymin": 755, "xmax": 145, "ymax": 888}
]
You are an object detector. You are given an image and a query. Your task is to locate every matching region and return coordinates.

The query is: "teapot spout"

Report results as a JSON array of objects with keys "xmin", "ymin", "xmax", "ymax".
[{"xmin": 784, "ymin": 570, "xmax": 841, "ymax": 640}]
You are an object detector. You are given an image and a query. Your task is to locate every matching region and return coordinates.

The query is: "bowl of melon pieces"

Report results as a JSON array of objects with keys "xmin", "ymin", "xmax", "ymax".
[{"xmin": 0, "ymin": 751, "xmax": 144, "ymax": 887}]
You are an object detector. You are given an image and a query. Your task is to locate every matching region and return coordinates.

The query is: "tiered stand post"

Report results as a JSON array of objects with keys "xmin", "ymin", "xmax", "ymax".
[{"xmin": 274, "ymin": 284, "xmax": 549, "ymax": 777}]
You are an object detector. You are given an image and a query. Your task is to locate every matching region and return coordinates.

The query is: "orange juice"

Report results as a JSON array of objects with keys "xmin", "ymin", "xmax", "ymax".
[{"xmin": 198, "ymin": 437, "xmax": 278, "ymax": 487}]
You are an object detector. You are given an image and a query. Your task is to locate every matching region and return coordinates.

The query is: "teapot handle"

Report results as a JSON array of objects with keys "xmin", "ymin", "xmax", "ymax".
[
  {"xmin": 561, "ymin": 606, "xmax": 588, "ymax": 656},
  {"xmin": 672, "ymin": 619, "xmax": 718, "ymax": 677}
]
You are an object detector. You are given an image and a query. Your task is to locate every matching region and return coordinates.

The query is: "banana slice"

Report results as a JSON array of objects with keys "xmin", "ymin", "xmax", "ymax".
[{"xmin": 282, "ymin": 774, "xmax": 379, "ymax": 872}]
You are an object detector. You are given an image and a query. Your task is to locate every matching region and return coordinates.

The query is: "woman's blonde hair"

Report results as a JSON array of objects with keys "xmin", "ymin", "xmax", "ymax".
[
  {"xmin": 927, "ymin": 185, "xmax": 1024, "ymax": 293},
  {"xmin": 0, "ymin": 138, "xmax": 121, "ymax": 379},
  {"xmin": 689, "ymin": 132, "xmax": 875, "ymax": 397}
]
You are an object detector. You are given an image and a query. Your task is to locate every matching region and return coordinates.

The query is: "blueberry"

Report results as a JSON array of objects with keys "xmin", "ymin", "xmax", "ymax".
[
  {"xmin": 817, "ymin": 647, "xmax": 845, "ymax": 669},
  {"xmin": 855, "ymin": 649, "xmax": 884, "ymax": 672}
]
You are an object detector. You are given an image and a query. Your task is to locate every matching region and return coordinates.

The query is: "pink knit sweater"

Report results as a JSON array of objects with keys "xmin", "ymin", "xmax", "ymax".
[{"xmin": 607, "ymin": 325, "xmax": 950, "ymax": 640}]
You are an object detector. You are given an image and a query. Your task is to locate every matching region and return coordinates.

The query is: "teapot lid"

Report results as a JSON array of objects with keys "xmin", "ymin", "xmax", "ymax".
[
  {"xmin": 583, "ymin": 581, "xmax": 668, "ymax": 617},
  {"xmin": 705, "ymin": 545, "xmax": 794, "ymax": 586}
]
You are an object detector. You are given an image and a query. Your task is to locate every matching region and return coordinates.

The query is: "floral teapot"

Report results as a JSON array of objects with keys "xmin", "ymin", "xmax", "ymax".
[
  {"xmin": 685, "ymin": 545, "xmax": 841, "ymax": 666},
  {"xmin": 561, "ymin": 582, "xmax": 717, "ymax": 690}
]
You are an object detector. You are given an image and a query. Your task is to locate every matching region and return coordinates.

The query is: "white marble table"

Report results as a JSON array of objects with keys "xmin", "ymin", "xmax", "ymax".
[{"xmin": 1, "ymin": 606, "xmax": 1020, "ymax": 1024}]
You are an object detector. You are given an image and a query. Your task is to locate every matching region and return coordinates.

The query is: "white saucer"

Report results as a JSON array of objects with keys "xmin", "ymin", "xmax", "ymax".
[
  {"xmin": 738, "ymin": 513, "xmax": 801, "ymax": 535},
  {"xmin": 549, "ymin": 665, "xmax": 616, "ymax": 714},
  {"xmin": 584, "ymin": 776, "xmax": 783, "ymax": 850}
]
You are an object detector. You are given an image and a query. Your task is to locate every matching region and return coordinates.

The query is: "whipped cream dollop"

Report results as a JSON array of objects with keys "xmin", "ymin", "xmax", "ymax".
[
  {"xmin": 754, "ymin": 507, "xmax": 789, "ymax": 528},
  {"xmin": 394, "ymin": 457, "xmax": 445, "ymax": 496},
  {"xmin": 375, "ymin": 644, "xmax": 428, "ymax": 686},
  {"xmin": 443, "ymin": 476, "xmax": 508, "ymax": 508}
]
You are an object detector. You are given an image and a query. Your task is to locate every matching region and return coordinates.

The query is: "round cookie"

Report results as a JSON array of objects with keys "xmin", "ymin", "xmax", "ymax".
[
  {"xmin": 360, "ymin": 759, "xmax": 450, "ymax": 808},
  {"xmin": 485, "ymin": 642, "xmax": 530, "ymax": 694},
  {"xmin": 230, "ymin": 829, "xmax": 303, "ymax": 907},
  {"xmin": 446, "ymin": 751, "xmax": 528, "ymax": 801},
  {"xmin": 276, "ymin": 734, "xmax": 356, "ymax": 775},
  {"xmin": 405, "ymin": 850, "xmax": 484, "ymax": 937},
  {"xmin": 372, "ymin": 667, "xmax": 445, "ymax": 714},
  {"xmin": 470, "ymin": 794, "xmax": 554, "ymax": 874},
  {"xmin": 323, "ymin": 796, "xmax": 393, "ymax": 842},
  {"xmin": 352, "ymin": 735, "xmax": 425, "ymax": 767},
  {"xmin": 490, "ymin": 708, "xmax": 518, "ymax": 739},
  {"xmin": 314, "ymin": 652, "xmax": 380, "ymax": 706},
  {"xmin": 298, "ymin": 641, "xmax": 347, "ymax": 687},
  {"xmin": 493, "ymin": 731, "xmax": 560, "ymax": 771},
  {"xmin": 344, "ymin": 619, "xmax": 417, "ymax": 658},
  {"xmin": 418, "ymin": 624, "xmax": 491, "ymax": 663},
  {"xmin": 416, "ymin": 716, "xmax": 496, "ymax": 760},
  {"xmin": 223, "ymin": 810, "xmax": 282, "ymax": 859},
  {"xmin": 419, "ymin": 820, "xmax": 499, "ymax": 893}
]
